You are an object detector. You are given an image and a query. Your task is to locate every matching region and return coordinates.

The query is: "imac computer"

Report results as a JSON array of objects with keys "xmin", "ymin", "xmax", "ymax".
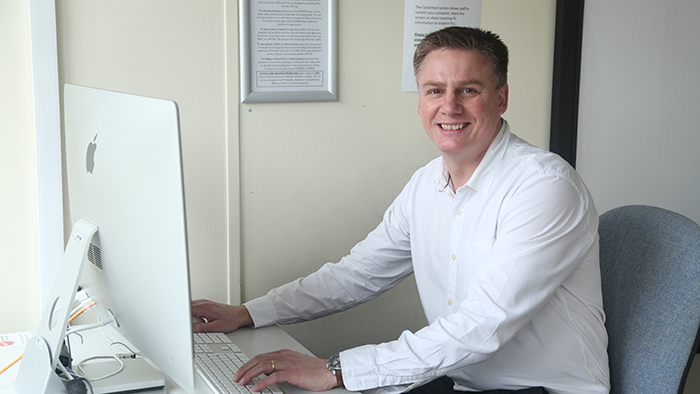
[{"xmin": 16, "ymin": 84, "xmax": 196, "ymax": 393}]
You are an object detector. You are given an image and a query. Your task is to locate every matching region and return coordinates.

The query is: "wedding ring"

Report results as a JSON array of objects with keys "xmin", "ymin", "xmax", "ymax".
[{"xmin": 270, "ymin": 359, "xmax": 276, "ymax": 372}]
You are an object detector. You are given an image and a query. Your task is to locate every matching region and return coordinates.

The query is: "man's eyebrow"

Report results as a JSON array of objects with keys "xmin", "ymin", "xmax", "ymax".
[
  {"xmin": 419, "ymin": 80, "xmax": 445, "ymax": 89},
  {"xmin": 458, "ymin": 79, "xmax": 486, "ymax": 88},
  {"xmin": 419, "ymin": 79, "xmax": 486, "ymax": 89}
]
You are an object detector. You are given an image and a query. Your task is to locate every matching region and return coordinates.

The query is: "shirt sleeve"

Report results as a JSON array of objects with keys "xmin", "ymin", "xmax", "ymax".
[{"xmin": 340, "ymin": 173, "xmax": 599, "ymax": 391}]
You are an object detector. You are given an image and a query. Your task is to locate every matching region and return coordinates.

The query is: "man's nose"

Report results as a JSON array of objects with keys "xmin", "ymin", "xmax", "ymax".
[{"xmin": 440, "ymin": 91, "xmax": 463, "ymax": 115}]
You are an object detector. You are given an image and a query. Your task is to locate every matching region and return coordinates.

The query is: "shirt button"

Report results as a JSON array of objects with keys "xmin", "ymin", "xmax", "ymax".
[
  {"xmin": 455, "ymin": 209, "xmax": 462, "ymax": 216},
  {"xmin": 451, "ymin": 254, "xmax": 457, "ymax": 261},
  {"xmin": 447, "ymin": 299, "xmax": 453, "ymax": 306}
]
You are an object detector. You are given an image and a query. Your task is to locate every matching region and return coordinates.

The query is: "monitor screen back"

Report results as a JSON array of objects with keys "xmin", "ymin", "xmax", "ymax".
[{"xmin": 64, "ymin": 84, "xmax": 195, "ymax": 393}]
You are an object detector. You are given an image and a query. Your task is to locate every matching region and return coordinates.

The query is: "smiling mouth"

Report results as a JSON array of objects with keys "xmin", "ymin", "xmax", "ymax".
[{"xmin": 440, "ymin": 123, "xmax": 468, "ymax": 131}]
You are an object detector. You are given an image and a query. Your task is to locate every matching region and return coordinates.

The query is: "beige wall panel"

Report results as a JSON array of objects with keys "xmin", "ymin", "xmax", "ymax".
[
  {"xmin": 55, "ymin": 1, "xmax": 230, "ymax": 303},
  {"xmin": 0, "ymin": 1, "xmax": 41, "ymax": 334}
]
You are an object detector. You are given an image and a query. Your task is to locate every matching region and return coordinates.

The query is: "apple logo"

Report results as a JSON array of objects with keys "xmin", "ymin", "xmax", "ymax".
[{"xmin": 86, "ymin": 134, "xmax": 98, "ymax": 174}]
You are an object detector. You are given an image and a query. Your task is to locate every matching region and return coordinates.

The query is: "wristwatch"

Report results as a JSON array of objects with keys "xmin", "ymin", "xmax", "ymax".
[{"xmin": 326, "ymin": 353, "xmax": 343, "ymax": 387}]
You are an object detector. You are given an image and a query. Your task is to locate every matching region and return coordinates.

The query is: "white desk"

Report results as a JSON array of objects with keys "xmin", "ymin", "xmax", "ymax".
[{"xmin": 0, "ymin": 326, "xmax": 350, "ymax": 394}]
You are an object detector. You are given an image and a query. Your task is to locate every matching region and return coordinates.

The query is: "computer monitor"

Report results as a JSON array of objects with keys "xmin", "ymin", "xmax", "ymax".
[{"xmin": 18, "ymin": 84, "xmax": 197, "ymax": 393}]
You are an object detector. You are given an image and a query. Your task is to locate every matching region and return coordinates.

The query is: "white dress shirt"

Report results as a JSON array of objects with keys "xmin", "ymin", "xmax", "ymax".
[{"xmin": 244, "ymin": 121, "xmax": 610, "ymax": 394}]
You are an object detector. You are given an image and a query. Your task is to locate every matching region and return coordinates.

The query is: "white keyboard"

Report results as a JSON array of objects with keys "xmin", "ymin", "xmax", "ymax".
[{"xmin": 194, "ymin": 333, "xmax": 283, "ymax": 394}]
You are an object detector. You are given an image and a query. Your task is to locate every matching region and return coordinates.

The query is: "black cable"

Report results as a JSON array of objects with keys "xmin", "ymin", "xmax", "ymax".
[{"xmin": 64, "ymin": 378, "xmax": 88, "ymax": 394}]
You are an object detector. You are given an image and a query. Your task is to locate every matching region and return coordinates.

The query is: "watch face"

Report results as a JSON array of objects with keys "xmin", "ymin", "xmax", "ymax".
[{"xmin": 327, "ymin": 353, "xmax": 341, "ymax": 370}]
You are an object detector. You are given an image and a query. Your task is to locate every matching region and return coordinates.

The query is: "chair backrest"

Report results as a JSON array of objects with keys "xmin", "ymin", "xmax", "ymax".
[{"xmin": 599, "ymin": 205, "xmax": 700, "ymax": 394}]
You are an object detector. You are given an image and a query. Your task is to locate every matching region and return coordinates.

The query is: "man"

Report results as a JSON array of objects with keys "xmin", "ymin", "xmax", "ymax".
[{"xmin": 192, "ymin": 27, "xmax": 610, "ymax": 394}]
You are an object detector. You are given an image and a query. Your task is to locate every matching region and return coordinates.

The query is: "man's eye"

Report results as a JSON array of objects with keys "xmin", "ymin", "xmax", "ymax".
[
  {"xmin": 428, "ymin": 89, "xmax": 442, "ymax": 94},
  {"xmin": 462, "ymin": 88, "xmax": 476, "ymax": 94}
]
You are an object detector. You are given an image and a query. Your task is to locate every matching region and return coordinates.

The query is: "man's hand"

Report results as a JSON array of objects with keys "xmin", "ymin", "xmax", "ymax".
[
  {"xmin": 233, "ymin": 349, "xmax": 338, "ymax": 392},
  {"xmin": 191, "ymin": 299, "xmax": 254, "ymax": 333}
]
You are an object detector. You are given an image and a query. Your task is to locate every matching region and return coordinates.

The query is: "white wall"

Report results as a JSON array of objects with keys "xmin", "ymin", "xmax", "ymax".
[
  {"xmin": 0, "ymin": 1, "xmax": 41, "ymax": 334},
  {"xmin": 577, "ymin": 0, "xmax": 700, "ymax": 225},
  {"xmin": 1, "ymin": 0, "xmax": 556, "ymax": 358}
]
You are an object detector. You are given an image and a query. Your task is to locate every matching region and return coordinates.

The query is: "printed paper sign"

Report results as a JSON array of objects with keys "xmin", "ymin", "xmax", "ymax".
[{"xmin": 402, "ymin": 0, "xmax": 482, "ymax": 91}]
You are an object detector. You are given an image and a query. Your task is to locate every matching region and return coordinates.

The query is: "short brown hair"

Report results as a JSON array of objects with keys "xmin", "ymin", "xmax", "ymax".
[{"xmin": 413, "ymin": 27, "xmax": 509, "ymax": 88}]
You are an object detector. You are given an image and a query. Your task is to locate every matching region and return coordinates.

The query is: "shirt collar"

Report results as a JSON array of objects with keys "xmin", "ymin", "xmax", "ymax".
[{"xmin": 434, "ymin": 119, "xmax": 510, "ymax": 195}]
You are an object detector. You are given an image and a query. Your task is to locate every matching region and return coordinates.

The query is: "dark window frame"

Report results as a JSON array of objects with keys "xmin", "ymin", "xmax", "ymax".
[{"xmin": 549, "ymin": 0, "xmax": 585, "ymax": 168}]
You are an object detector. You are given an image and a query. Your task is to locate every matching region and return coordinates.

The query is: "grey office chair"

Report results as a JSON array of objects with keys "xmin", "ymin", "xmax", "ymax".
[{"xmin": 599, "ymin": 205, "xmax": 700, "ymax": 394}]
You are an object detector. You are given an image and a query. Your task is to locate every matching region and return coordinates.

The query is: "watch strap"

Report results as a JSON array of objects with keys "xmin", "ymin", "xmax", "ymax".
[{"xmin": 332, "ymin": 368, "xmax": 343, "ymax": 387}]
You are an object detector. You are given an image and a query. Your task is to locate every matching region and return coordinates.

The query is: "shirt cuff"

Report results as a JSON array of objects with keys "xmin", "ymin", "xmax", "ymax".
[
  {"xmin": 341, "ymin": 345, "xmax": 441, "ymax": 393},
  {"xmin": 242, "ymin": 295, "xmax": 279, "ymax": 328},
  {"xmin": 342, "ymin": 345, "xmax": 409, "ymax": 391}
]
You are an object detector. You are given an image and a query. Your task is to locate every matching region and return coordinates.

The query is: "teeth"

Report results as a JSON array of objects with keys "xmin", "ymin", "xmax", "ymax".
[{"xmin": 440, "ymin": 123, "xmax": 466, "ymax": 131}]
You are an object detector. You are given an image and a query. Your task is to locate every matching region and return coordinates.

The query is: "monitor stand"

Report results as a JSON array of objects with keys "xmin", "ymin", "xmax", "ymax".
[
  {"xmin": 79, "ymin": 357, "xmax": 165, "ymax": 394},
  {"xmin": 15, "ymin": 218, "xmax": 98, "ymax": 394}
]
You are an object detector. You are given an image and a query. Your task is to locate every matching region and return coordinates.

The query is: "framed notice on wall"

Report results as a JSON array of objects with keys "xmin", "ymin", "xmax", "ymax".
[{"xmin": 240, "ymin": 0, "xmax": 338, "ymax": 103}]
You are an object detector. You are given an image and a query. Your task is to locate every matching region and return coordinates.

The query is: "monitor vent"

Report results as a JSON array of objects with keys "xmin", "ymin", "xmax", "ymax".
[{"xmin": 87, "ymin": 243, "xmax": 103, "ymax": 270}]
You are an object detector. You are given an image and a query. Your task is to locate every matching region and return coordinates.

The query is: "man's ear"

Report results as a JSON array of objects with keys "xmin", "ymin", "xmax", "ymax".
[{"xmin": 498, "ymin": 83, "xmax": 509, "ymax": 115}]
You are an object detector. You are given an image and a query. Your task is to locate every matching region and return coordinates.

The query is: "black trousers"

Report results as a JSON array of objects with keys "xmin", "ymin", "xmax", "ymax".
[{"xmin": 408, "ymin": 377, "xmax": 549, "ymax": 394}]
